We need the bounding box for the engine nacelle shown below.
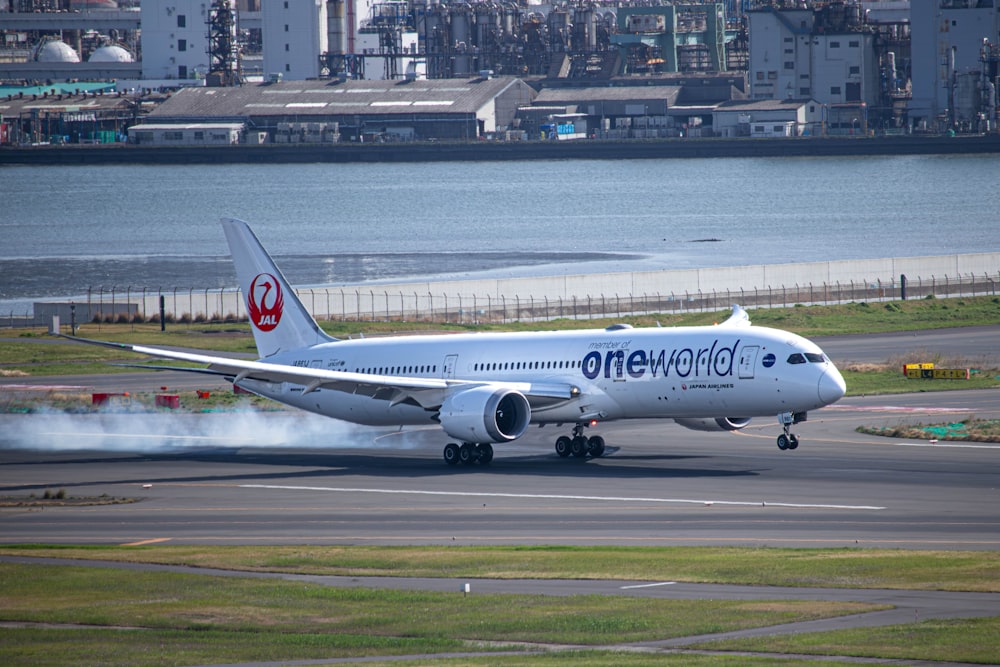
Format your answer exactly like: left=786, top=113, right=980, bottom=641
left=438, top=386, right=531, bottom=443
left=674, top=417, right=752, bottom=432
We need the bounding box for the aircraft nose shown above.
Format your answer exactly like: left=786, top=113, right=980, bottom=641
left=818, top=366, right=847, bottom=405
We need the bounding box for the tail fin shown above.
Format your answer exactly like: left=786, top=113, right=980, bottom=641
left=222, top=218, right=336, bottom=357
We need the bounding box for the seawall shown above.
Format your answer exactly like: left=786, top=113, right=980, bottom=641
left=3, top=134, right=1000, bottom=165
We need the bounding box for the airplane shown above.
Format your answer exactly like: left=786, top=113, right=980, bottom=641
left=74, top=218, right=847, bottom=466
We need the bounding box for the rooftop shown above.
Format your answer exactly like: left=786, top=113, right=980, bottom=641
left=148, top=76, right=529, bottom=120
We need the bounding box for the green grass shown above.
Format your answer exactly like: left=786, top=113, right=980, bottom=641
left=842, top=367, right=1000, bottom=395
left=742, top=297, right=1000, bottom=336
left=694, top=617, right=1000, bottom=664
left=1, top=556, right=997, bottom=666
left=3, top=545, right=999, bottom=592
left=0, top=562, right=884, bottom=666
left=0, top=630, right=873, bottom=667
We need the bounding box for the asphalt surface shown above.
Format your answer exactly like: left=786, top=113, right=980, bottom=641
left=1, top=326, right=999, bottom=664
left=1, top=389, right=998, bottom=549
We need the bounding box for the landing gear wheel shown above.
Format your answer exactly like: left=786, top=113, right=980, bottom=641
left=570, top=435, right=589, bottom=458
left=587, top=435, right=606, bottom=457
left=443, top=443, right=461, bottom=465
left=787, top=434, right=799, bottom=450
left=555, top=436, right=572, bottom=458
left=459, top=443, right=476, bottom=464
left=476, top=443, right=494, bottom=464
left=777, top=434, right=790, bottom=451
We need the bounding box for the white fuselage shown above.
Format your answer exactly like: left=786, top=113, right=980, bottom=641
left=241, top=323, right=845, bottom=428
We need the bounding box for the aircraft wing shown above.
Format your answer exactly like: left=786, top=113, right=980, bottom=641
left=64, top=337, right=577, bottom=410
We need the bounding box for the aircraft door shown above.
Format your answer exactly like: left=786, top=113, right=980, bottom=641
left=611, top=349, right=626, bottom=382
left=738, top=345, right=759, bottom=379
left=443, top=354, right=458, bottom=379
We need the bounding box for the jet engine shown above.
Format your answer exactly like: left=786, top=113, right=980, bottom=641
left=438, top=386, right=531, bottom=443
left=674, top=417, right=752, bottom=432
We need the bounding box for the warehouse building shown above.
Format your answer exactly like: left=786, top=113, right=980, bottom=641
left=712, top=98, right=823, bottom=137
left=520, top=74, right=745, bottom=138
left=134, top=75, right=536, bottom=143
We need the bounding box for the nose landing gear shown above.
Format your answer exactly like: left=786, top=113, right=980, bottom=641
left=776, top=412, right=806, bottom=450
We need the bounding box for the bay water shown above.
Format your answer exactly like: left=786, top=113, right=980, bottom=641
left=2, top=154, right=997, bottom=316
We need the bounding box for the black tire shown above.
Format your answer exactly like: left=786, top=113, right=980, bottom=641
left=588, top=435, right=606, bottom=457
left=459, top=443, right=475, bottom=464
left=443, top=443, right=461, bottom=465
left=477, top=443, right=494, bottom=464
left=777, top=434, right=790, bottom=451
left=555, top=436, right=572, bottom=457
left=571, top=436, right=588, bottom=458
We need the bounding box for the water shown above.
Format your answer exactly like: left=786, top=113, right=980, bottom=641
left=2, top=154, right=998, bottom=315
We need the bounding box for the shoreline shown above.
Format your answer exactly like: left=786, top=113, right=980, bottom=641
left=3, top=134, right=1000, bottom=165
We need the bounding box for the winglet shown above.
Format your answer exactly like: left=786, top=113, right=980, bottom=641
left=222, top=218, right=336, bottom=357
left=720, top=304, right=751, bottom=328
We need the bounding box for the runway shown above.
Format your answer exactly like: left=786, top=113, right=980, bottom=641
left=2, top=326, right=999, bottom=549
left=1, top=388, right=998, bottom=549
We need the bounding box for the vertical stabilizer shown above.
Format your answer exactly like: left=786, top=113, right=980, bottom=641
left=221, top=218, right=336, bottom=357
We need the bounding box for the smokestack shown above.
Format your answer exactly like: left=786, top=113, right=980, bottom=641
left=326, top=0, right=346, bottom=55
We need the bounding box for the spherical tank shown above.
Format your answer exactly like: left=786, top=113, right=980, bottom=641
left=34, top=40, right=81, bottom=63
left=89, top=44, right=134, bottom=63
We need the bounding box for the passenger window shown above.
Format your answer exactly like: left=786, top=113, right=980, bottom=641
left=787, top=354, right=806, bottom=364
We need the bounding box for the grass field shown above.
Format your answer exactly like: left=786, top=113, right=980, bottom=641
left=1, top=546, right=998, bottom=666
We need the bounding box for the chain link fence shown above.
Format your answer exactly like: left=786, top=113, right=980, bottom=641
left=7, top=271, right=996, bottom=329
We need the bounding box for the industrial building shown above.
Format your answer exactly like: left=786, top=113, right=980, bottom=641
left=712, top=97, right=823, bottom=137
left=747, top=4, right=880, bottom=126
left=1, top=1, right=998, bottom=140
left=523, top=73, right=746, bottom=138
left=132, top=74, right=536, bottom=142
left=0, top=82, right=141, bottom=145
left=909, top=0, right=1000, bottom=132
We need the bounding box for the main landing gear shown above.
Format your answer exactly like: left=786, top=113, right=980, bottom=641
left=776, top=412, right=806, bottom=451
left=554, top=422, right=606, bottom=459
left=443, top=442, right=493, bottom=466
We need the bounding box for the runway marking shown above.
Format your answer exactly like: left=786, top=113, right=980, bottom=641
left=884, top=441, right=1000, bottom=450
left=241, top=485, right=885, bottom=511
left=825, top=405, right=973, bottom=414
left=0, top=384, right=91, bottom=391
left=120, top=538, right=172, bottom=546
left=620, top=582, right=677, bottom=589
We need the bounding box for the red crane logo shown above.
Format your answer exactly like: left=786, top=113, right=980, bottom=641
left=248, top=273, right=283, bottom=332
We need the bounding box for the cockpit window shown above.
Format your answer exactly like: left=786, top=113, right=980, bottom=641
left=805, top=353, right=827, bottom=363
left=787, top=353, right=806, bottom=364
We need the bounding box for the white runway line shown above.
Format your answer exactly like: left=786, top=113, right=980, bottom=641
left=887, top=442, right=1000, bottom=450
left=620, top=582, right=677, bottom=589
left=241, top=485, right=886, bottom=510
